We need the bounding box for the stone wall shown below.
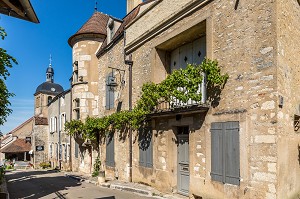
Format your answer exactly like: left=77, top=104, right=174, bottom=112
left=32, top=124, right=48, bottom=168
left=276, top=0, right=300, bottom=198
left=72, top=40, right=102, bottom=120
left=48, top=91, right=71, bottom=170
left=71, top=38, right=103, bottom=174
left=11, top=118, right=33, bottom=139
left=122, top=0, right=289, bottom=198
left=97, top=38, right=131, bottom=181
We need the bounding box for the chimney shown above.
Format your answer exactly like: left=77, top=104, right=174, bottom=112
left=127, top=0, right=143, bottom=14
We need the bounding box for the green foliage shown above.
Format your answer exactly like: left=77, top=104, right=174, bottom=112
left=0, top=166, right=5, bottom=184
left=39, top=162, right=51, bottom=169
left=92, top=157, right=101, bottom=177
left=0, top=27, right=17, bottom=125
left=65, top=59, right=228, bottom=140
left=5, top=164, right=13, bottom=170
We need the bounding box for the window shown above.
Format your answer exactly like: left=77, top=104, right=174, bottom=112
left=54, top=117, right=57, bottom=132
left=74, top=98, right=80, bottom=108
left=75, top=109, right=80, bottom=120
left=74, top=99, right=80, bottom=120
left=62, top=144, right=66, bottom=161
left=56, top=143, right=58, bottom=160
left=139, top=127, right=153, bottom=168
left=211, top=121, right=240, bottom=185
left=50, top=144, right=53, bottom=158
left=49, top=118, right=52, bottom=133
left=75, top=142, right=79, bottom=158
left=60, top=113, right=66, bottom=131
left=48, top=96, right=53, bottom=104
left=106, top=133, right=115, bottom=167
left=67, top=144, right=70, bottom=161
left=35, top=96, right=40, bottom=108
left=170, top=36, right=206, bottom=72
left=108, top=18, right=114, bottom=43
left=73, top=61, right=78, bottom=83
left=106, top=73, right=115, bottom=110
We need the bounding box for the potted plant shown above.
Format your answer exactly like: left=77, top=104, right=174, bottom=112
left=92, top=157, right=105, bottom=184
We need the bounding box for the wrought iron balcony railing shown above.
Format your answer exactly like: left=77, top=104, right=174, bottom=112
left=153, top=81, right=207, bottom=112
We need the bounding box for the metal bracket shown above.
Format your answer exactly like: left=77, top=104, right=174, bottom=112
left=234, top=0, right=240, bottom=10
left=294, top=114, right=300, bottom=132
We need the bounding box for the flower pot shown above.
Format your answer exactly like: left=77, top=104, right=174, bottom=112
left=98, top=171, right=105, bottom=184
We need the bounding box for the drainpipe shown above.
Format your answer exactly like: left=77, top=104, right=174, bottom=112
left=58, top=97, right=61, bottom=170
left=125, top=57, right=133, bottom=182
left=69, top=77, right=73, bottom=170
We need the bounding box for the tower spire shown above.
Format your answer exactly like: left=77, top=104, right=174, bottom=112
left=49, top=54, right=52, bottom=66
left=94, top=0, right=98, bottom=12
left=46, top=54, right=54, bottom=83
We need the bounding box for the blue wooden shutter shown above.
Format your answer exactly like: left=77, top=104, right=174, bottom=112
left=139, top=127, right=153, bottom=168
left=139, top=128, right=146, bottom=167
left=75, top=142, right=79, bottom=158
left=106, top=133, right=115, bottom=167
left=145, top=127, right=153, bottom=167
left=105, top=77, right=110, bottom=110
left=109, top=86, right=114, bottom=109
left=225, top=121, right=240, bottom=185
left=211, top=122, right=224, bottom=183
left=106, top=74, right=115, bottom=110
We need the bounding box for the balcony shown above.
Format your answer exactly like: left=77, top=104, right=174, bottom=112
left=149, top=83, right=209, bottom=118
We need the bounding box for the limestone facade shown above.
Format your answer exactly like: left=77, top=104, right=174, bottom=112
left=89, top=0, right=300, bottom=198
left=48, top=90, right=71, bottom=170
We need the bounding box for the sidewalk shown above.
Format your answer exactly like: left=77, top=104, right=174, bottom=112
left=64, top=171, right=188, bottom=199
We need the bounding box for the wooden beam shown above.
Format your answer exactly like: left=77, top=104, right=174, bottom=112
left=2, top=0, right=25, bottom=17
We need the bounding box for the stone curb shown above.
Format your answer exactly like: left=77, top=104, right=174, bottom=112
left=110, top=184, right=152, bottom=196
left=64, top=173, right=169, bottom=199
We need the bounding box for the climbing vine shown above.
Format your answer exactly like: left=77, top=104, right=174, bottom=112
left=65, top=59, right=228, bottom=140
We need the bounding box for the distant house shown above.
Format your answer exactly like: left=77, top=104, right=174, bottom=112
left=1, top=139, right=31, bottom=161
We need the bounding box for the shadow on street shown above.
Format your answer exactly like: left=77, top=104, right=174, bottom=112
left=6, top=170, right=81, bottom=199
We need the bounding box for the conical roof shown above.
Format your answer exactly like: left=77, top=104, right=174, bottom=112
left=68, top=11, right=109, bottom=46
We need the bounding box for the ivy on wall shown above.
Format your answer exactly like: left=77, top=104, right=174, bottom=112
left=65, top=59, right=229, bottom=140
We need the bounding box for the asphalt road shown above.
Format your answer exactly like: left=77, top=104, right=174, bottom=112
left=6, top=170, right=158, bottom=199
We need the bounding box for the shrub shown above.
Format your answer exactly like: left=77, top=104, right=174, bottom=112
left=39, top=162, right=51, bottom=169
left=92, top=157, right=101, bottom=177
left=5, top=165, right=13, bottom=170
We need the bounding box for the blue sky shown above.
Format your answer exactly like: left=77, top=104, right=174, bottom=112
left=0, top=0, right=126, bottom=134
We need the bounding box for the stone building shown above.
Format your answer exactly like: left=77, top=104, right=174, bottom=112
left=68, top=11, right=124, bottom=174
left=32, top=61, right=64, bottom=167
left=65, top=0, right=300, bottom=199
left=48, top=90, right=71, bottom=170
left=0, top=117, right=33, bottom=162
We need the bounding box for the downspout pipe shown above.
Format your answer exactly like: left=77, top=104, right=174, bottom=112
left=124, top=30, right=134, bottom=182
left=69, top=77, right=73, bottom=170
left=126, top=59, right=133, bottom=182
left=58, top=97, right=61, bottom=170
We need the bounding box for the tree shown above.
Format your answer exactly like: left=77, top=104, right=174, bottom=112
left=0, top=27, right=17, bottom=125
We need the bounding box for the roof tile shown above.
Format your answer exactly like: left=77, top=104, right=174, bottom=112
left=1, top=139, right=31, bottom=153
left=68, top=11, right=109, bottom=46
